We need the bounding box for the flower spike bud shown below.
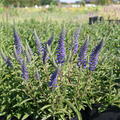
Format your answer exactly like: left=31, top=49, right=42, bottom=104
left=56, top=29, right=66, bottom=64
left=89, top=40, right=103, bottom=71
left=77, top=40, right=88, bottom=68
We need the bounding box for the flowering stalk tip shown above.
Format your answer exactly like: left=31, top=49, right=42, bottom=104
left=77, top=40, right=88, bottom=68
left=89, top=40, right=103, bottom=71
left=56, top=29, right=66, bottom=64
left=34, top=30, right=43, bottom=56
left=13, top=28, right=23, bottom=55
left=21, top=61, right=29, bottom=80
left=73, top=28, right=80, bottom=54
left=49, top=69, right=59, bottom=88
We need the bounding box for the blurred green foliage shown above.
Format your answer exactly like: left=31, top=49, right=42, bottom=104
left=1, top=0, right=57, bottom=7
left=97, top=0, right=113, bottom=5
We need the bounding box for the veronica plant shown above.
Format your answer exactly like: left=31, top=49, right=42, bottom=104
left=1, top=21, right=119, bottom=120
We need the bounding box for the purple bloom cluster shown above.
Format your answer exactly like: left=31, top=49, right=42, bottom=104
left=13, top=28, right=23, bottom=55
left=5, top=57, right=13, bottom=67
left=0, top=50, right=12, bottom=67
left=42, top=33, right=54, bottom=64
left=77, top=40, right=88, bottom=68
left=42, top=46, right=48, bottom=64
left=13, top=46, right=23, bottom=64
left=49, top=69, right=58, bottom=87
left=56, top=29, right=66, bottom=64
left=47, top=33, right=54, bottom=46
left=73, top=28, right=80, bottom=54
left=34, top=30, right=43, bottom=56
left=89, top=40, right=103, bottom=71
left=21, top=61, right=29, bottom=80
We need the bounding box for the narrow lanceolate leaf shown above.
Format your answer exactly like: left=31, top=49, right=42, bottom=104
left=77, top=40, right=88, bottom=68
left=64, top=99, right=82, bottom=120
left=21, top=114, right=29, bottom=120
left=89, top=40, right=103, bottom=71
left=56, top=29, right=66, bottom=64
left=0, top=49, right=7, bottom=62
left=25, top=48, right=31, bottom=63
left=26, top=40, right=34, bottom=57
left=34, top=30, right=43, bottom=56
left=13, top=28, right=23, bottom=55
left=73, top=28, right=80, bottom=54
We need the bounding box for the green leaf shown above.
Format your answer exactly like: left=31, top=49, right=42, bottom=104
left=6, top=114, right=11, bottom=120
left=41, top=105, right=51, bottom=111
left=0, top=112, right=6, bottom=116
left=22, top=114, right=29, bottom=120
left=13, top=98, right=32, bottom=107
left=64, top=99, right=82, bottom=120
left=0, top=105, right=6, bottom=111
left=60, top=114, right=66, bottom=120
left=16, top=113, right=22, bottom=119
left=41, top=114, right=52, bottom=120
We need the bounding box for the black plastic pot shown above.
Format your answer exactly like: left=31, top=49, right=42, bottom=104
left=71, top=105, right=120, bottom=120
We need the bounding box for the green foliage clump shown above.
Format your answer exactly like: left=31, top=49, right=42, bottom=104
left=0, top=20, right=120, bottom=120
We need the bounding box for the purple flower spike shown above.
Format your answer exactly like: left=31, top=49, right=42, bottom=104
left=6, top=57, right=13, bottom=67
left=42, top=33, right=54, bottom=64
left=21, top=61, right=29, bottom=80
left=89, top=40, right=103, bottom=71
left=42, top=47, right=47, bottom=64
left=47, top=33, right=54, bottom=46
left=13, top=28, right=23, bottom=55
left=77, top=40, right=88, bottom=68
left=49, top=69, right=59, bottom=88
left=13, top=46, right=23, bottom=64
left=34, top=30, right=43, bottom=56
left=0, top=50, right=12, bottom=67
left=56, top=29, right=66, bottom=64
left=73, top=28, right=80, bottom=54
